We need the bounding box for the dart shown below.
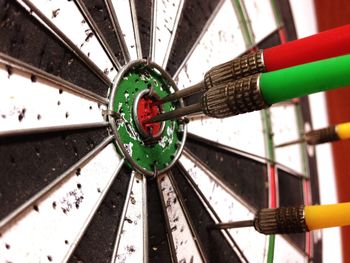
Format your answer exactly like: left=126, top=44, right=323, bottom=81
left=146, top=54, right=350, bottom=123
left=158, top=24, right=350, bottom=104
left=275, top=122, right=350, bottom=148
left=211, top=202, right=350, bottom=235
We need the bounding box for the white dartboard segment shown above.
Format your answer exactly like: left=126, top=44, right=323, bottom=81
left=0, top=143, right=123, bottom=263
left=242, top=0, right=278, bottom=43
left=175, top=0, right=246, bottom=87
left=113, top=172, right=147, bottom=263
left=270, top=104, right=304, bottom=174
left=0, top=63, right=107, bottom=137
left=157, top=173, right=204, bottom=263
left=152, top=0, right=184, bottom=67
left=274, top=235, right=307, bottom=262
left=187, top=112, right=266, bottom=158
left=18, top=0, right=116, bottom=80
left=111, top=0, right=138, bottom=60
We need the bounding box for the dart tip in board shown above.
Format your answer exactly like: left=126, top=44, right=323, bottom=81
left=134, top=89, right=164, bottom=140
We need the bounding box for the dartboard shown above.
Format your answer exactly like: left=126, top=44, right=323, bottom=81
left=0, top=0, right=322, bottom=262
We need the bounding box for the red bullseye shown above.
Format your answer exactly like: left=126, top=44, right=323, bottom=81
left=137, top=95, right=162, bottom=137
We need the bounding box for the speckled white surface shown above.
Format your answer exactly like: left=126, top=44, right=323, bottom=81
left=114, top=173, right=146, bottom=263
left=0, top=64, right=106, bottom=135
left=158, top=173, right=203, bottom=263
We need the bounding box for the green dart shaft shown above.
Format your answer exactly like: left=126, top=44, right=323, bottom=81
left=260, top=54, right=350, bottom=105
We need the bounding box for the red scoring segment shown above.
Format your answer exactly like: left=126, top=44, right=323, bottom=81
left=264, top=24, right=350, bottom=71
left=137, top=95, right=162, bottom=137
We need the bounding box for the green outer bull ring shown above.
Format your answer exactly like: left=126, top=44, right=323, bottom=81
left=108, top=59, right=187, bottom=177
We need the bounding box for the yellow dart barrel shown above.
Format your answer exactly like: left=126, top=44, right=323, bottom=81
left=336, top=122, right=350, bottom=140
left=305, top=202, right=350, bottom=230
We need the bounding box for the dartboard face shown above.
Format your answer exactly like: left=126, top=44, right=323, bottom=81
left=0, top=0, right=322, bottom=262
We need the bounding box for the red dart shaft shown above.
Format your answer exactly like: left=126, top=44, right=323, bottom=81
left=264, top=24, right=350, bottom=71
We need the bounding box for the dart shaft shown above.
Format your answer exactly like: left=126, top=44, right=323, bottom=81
left=336, top=122, right=350, bottom=140
left=305, top=202, right=350, bottom=231
left=260, top=54, right=350, bottom=105
left=264, top=24, right=350, bottom=71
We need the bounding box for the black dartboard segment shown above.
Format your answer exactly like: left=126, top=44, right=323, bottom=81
left=274, top=0, right=297, bottom=41
left=134, top=0, right=152, bottom=59
left=0, top=127, right=109, bottom=221
left=68, top=164, right=132, bottom=263
left=171, top=163, right=244, bottom=263
left=257, top=30, right=282, bottom=50
left=0, top=0, right=108, bottom=97
left=277, top=167, right=306, bottom=254
left=147, top=178, right=172, bottom=263
left=185, top=133, right=269, bottom=210
left=166, top=0, right=221, bottom=75
left=80, top=0, right=126, bottom=64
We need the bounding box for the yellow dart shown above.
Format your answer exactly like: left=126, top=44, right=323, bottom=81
left=211, top=202, right=350, bottom=235
left=275, top=121, right=350, bottom=148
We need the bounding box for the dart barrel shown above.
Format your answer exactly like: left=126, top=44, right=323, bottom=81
left=305, top=125, right=339, bottom=145
left=201, top=74, right=268, bottom=118
left=203, top=50, right=265, bottom=90
left=254, top=206, right=308, bottom=235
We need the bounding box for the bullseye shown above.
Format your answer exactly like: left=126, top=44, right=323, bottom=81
left=133, top=88, right=164, bottom=140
